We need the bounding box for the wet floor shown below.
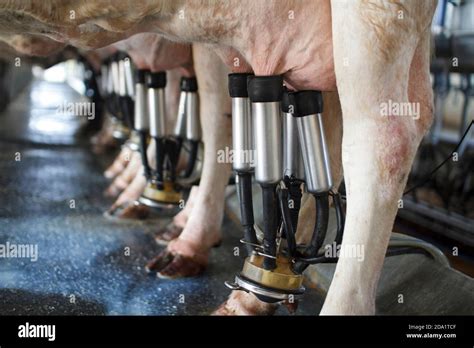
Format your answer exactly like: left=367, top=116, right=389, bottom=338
left=0, top=78, right=323, bottom=315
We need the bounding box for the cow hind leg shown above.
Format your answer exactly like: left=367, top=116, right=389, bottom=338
left=321, top=1, right=435, bottom=315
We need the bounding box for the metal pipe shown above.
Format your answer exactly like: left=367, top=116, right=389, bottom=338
left=100, top=64, right=108, bottom=96
left=281, top=90, right=304, bottom=180
left=173, top=91, right=187, bottom=138
left=134, top=69, right=149, bottom=132
left=248, top=75, right=284, bottom=269
left=185, top=92, right=200, bottom=141
left=123, top=57, right=135, bottom=97
left=134, top=69, right=151, bottom=178
left=253, top=102, right=282, bottom=184
left=110, top=60, right=120, bottom=96
left=148, top=71, right=167, bottom=187
left=229, top=73, right=257, bottom=255
left=118, top=59, right=127, bottom=97
left=148, top=72, right=167, bottom=138
left=294, top=91, right=332, bottom=193
left=232, top=96, right=254, bottom=172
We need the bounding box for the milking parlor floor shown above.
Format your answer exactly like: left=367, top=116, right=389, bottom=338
left=0, top=77, right=324, bottom=315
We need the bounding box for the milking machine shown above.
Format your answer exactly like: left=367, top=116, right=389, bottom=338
left=137, top=73, right=203, bottom=209
left=225, top=74, right=345, bottom=304
left=102, top=53, right=130, bottom=141
left=78, top=55, right=104, bottom=133
left=118, top=54, right=140, bottom=151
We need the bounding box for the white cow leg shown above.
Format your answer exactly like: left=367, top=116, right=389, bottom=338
left=104, top=145, right=133, bottom=179
left=153, top=186, right=199, bottom=245
left=104, top=151, right=142, bottom=197
left=321, top=2, right=435, bottom=314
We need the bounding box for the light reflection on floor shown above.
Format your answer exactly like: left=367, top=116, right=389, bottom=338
left=0, top=79, right=87, bottom=145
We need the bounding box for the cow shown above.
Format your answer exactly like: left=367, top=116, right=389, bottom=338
left=0, top=0, right=437, bottom=315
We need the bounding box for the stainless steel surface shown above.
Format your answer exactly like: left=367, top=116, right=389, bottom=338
left=282, top=112, right=304, bottom=179
left=224, top=281, right=241, bottom=291
left=253, top=102, right=282, bottom=184
left=232, top=97, right=254, bottom=172
left=118, top=60, right=127, bottom=97
left=185, top=92, right=201, bottom=141
left=234, top=275, right=305, bottom=301
left=148, top=88, right=166, bottom=137
left=446, top=0, right=474, bottom=33
left=173, top=91, right=187, bottom=138
left=138, top=196, right=177, bottom=210
left=110, top=61, right=120, bottom=95
left=100, top=65, right=108, bottom=95
left=134, top=83, right=149, bottom=131
left=296, top=113, right=332, bottom=193
left=123, top=58, right=135, bottom=97
left=106, top=64, right=114, bottom=94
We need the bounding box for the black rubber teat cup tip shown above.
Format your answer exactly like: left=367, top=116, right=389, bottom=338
left=228, top=73, right=254, bottom=98
left=148, top=71, right=167, bottom=89
left=180, top=77, right=198, bottom=92
left=247, top=75, right=284, bottom=103
left=117, top=51, right=129, bottom=61
left=136, top=69, right=149, bottom=84
left=293, top=90, right=324, bottom=117
left=281, top=89, right=296, bottom=114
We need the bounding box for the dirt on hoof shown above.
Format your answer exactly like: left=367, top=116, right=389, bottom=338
left=145, top=249, right=207, bottom=279
left=154, top=222, right=183, bottom=246
left=107, top=201, right=150, bottom=220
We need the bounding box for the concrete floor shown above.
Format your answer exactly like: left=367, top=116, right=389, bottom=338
left=0, top=79, right=323, bottom=315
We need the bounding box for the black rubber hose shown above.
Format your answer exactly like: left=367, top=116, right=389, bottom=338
left=332, top=191, right=345, bottom=246
left=288, top=178, right=302, bottom=234
left=237, top=172, right=258, bottom=255
left=154, top=137, right=165, bottom=190
left=183, top=140, right=199, bottom=178
left=108, top=93, right=121, bottom=120
left=293, top=192, right=329, bottom=273
left=296, top=245, right=433, bottom=264
left=113, top=94, right=123, bottom=121
left=119, top=96, right=134, bottom=130
left=165, top=137, right=182, bottom=183
left=278, top=187, right=297, bottom=258
left=309, top=193, right=330, bottom=255
left=261, top=184, right=278, bottom=270
left=138, top=130, right=151, bottom=179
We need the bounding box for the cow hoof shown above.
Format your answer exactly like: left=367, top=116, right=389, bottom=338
left=104, top=183, right=122, bottom=198
left=145, top=239, right=209, bottom=279
left=157, top=253, right=207, bottom=279
left=154, top=222, right=184, bottom=246
left=106, top=201, right=150, bottom=220
left=145, top=249, right=175, bottom=274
